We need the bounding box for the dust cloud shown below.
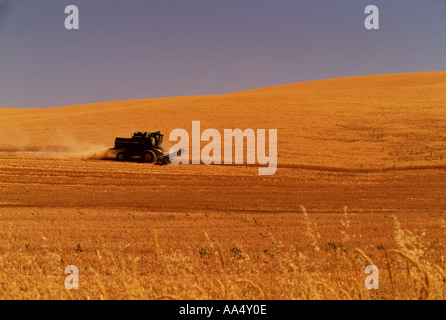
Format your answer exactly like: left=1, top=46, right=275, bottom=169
left=0, top=124, right=109, bottom=160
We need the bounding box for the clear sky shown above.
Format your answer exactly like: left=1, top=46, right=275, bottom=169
left=0, top=0, right=445, bottom=108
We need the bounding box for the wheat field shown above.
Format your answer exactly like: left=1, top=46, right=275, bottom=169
left=0, top=205, right=445, bottom=300
left=0, top=72, right=445, bottom=299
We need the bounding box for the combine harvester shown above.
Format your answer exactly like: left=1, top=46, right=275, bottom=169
left=108, top=130, right=181, bottom=165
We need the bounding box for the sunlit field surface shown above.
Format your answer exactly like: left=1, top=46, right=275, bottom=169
left=0, top=72, right=445, bottom=299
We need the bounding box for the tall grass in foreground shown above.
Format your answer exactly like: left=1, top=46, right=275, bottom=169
left=0, top=207, right=445, bottom=300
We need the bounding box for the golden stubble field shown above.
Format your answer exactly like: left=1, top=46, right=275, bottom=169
left=0, top=72, right=445, bottom=299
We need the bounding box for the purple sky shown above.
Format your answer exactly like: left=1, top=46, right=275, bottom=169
left=0, top=0, right=445, bottom=108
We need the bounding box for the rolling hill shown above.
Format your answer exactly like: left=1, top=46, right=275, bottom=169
left=1, top=71, right=445, bottom=170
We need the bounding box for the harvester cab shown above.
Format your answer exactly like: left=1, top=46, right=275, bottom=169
left=132, top=130, right=163, bottom=147
left=148, top=130, right=163, bottom=147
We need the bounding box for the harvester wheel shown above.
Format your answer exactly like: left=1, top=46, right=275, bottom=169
left=116, top=152, right=126, bottom=161
left=143, top=150, right=157, bottom=163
